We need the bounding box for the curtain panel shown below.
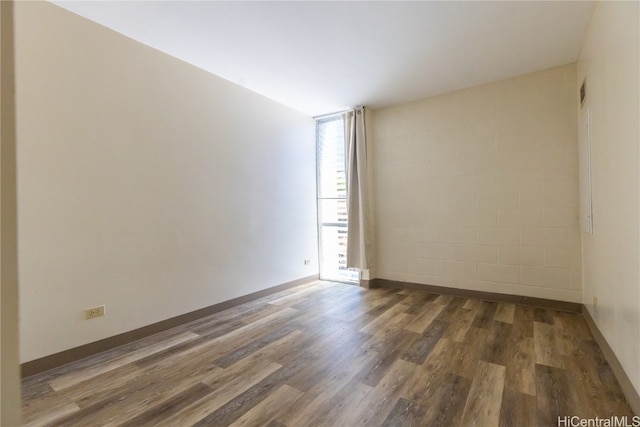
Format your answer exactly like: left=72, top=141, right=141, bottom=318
left=344, top=107, right=373, bottom=273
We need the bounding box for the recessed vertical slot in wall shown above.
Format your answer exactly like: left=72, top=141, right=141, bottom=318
left=578, top=79, right=593, bottom=234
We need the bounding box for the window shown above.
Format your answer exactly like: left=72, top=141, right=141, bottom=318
left=316, top=116, right=358, bottom=283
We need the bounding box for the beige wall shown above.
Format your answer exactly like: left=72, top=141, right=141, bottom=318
left=372, top=64, right=581, bottom=302
left=15, top=2, right=318, bottom=363
left=1, top=1, right=21, bottom=424
left=578, top=1, right=640, bottom=395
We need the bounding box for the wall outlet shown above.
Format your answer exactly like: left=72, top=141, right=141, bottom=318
left=85, top=305, right=105, bottom=319
left=593, top=296, right=598, bottom=308
left=303, top=259, right=311, bottom=265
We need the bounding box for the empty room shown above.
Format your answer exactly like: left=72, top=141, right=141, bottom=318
left=1, top=0, right=639, bottom=426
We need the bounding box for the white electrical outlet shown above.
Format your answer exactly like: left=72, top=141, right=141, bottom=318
left=85, top=305, right=105, bottom=319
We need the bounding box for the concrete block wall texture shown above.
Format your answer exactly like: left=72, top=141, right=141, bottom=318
left=372, top=64, right=581, bottom=303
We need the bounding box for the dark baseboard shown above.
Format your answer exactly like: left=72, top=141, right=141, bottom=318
left=370, top=278, right=582, bottom=313
left=21, top=274, right=319, bottom=378
left=582, top=306, right=640, bottom=416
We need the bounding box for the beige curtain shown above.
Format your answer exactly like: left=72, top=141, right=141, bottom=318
left=344, top=107, right=372, bottom=272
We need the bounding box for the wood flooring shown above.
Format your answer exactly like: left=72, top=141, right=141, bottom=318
left=22, top=281, right=634, bottom=426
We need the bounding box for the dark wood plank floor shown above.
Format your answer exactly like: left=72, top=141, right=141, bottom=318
left=22, top=281, right=634, bottom=426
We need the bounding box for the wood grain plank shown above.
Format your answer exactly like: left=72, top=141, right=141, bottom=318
left=365, top=293, right=408, bottom=318
left=229, top=385, right=302, bottom=427
left=266, top=282, right=325, bottom=306
left=22, top=363, right=140, bottom=422
left=68, top=363, right=161, bottom=409
left=436, top=297, right=466, bottom=323
left=401, top=319, right=448, bottom=365
left=319, top=290, right=385, bottom=323
left=494, top=303, right=515, bottom=324
left=381, top=398, right=425, bottom=427
left=118, top=382, right=213, bottom=427
left=499, top=388, right=536, bottom=427
left=447, top=327, right=490, bottom=379
left=462, top=298, right=483, bottom=311
left=441, top=308, right=477, bottom=342
left=434, top=295, right=453, bottom=306
left=51, top=361, right=223, bottom=426
left=192, top=364, right=304, bottom=426
left=134, top=321, right=245, bottom=368
left=190, top=308, right=273, bottom=335
left=536, top=364, right=573, bottom=427
left=22, top=402, right=80, bottom=427
left=406, top=372, right=471, bottom=427
left=554, top=312, right=592, bottom=340
left=356, top=329, right=420, bottom=387
left=479, top=321, right=512, bottom=366
left=459, top=360, right=506, bottom=427
left=402, top=350, right=448, bottom=403
left=322, top=382, right=375, bottom=427
left=472, top=301, right=499, bottom=329
left=361, top=310, right=416, bottom=354
left=349, top=359, right=416, bottom=426
left=213, top=326, right=298, bottom=368
left=146, top=307, right=300, bottom=372
left=284, top=328, right=371, bottom=392
left=533, top=307, right=554, bottom=325
left=512, top=305, right=534, bottom=338
left=198, top=317, right=368, bottom=425
left=553, top=311, right=594, bottom=358
left=564, top=340, right=634, bottom=418
left=402, top=292, right=439, bottom=315
left=322, top=290, right=379, bottom=321
left=271, top=321, right=368, bottom=369
left=422, top=338, right=461, bottom=376
left=156, top=359, right=281, bottom=427
left=278, top=349, right=376, bottom=426
left=48, top=331, right=199, bottom=391
left=360, top=300, right=412, bottom=335
left=229, top=330, right=306, bottom=369
left=23, top=324, right=194, bottom=384
left=562, top=352, right=604, bottom=420
left=505, top=336, right=536, bottom=396
left=404, top=302, right=445, bottom=334
left=534, top=321, right=563, bottom=368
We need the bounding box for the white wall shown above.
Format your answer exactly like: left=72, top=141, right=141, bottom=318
left=15, top=2, right=318, bottom=363
left=578, top=1, right=640, bottom=395
left=372, top=64, right=581, bottom=303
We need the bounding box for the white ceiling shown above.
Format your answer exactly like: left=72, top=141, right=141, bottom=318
left=51, top=1, right=594, bottom=117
